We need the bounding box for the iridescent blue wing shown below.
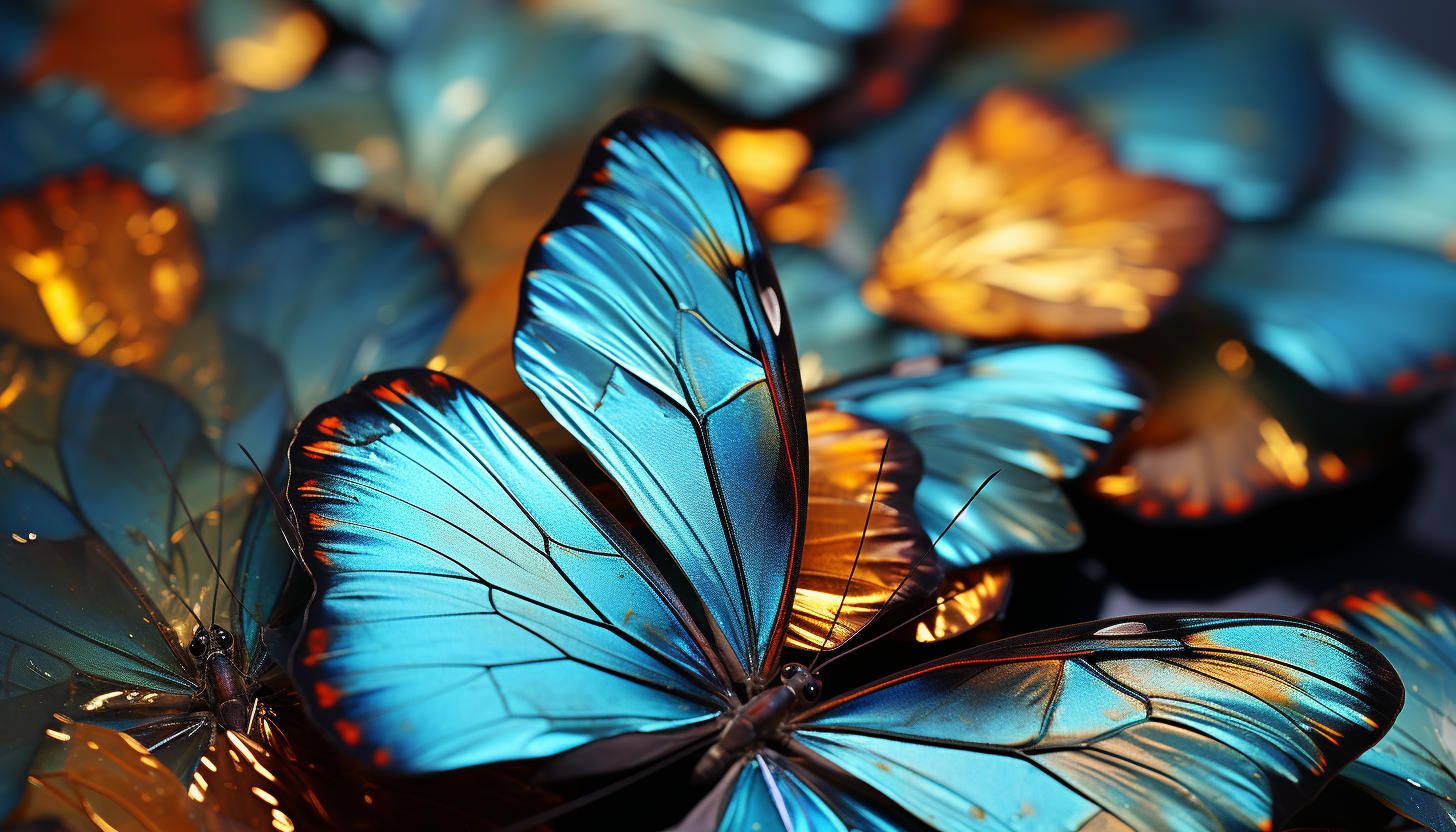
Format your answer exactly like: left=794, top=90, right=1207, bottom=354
left=815, top=345, right=1145, bottom=568
left=676, top=750, right=919, bottom=832
left=1306, top=26, right=1456, bottom=253
left=234, top=481, right=296, bottom=679
left=515, top=109, right=809, bottom=687
left=788, top=614, right=1403, bottom=832
left=386, top=0, right=646, bottom=230
left=1064, top=18, right=1331, bottom=221
left=286, top=368, right=734, bottom=773
left=1199, top=232, right=1456, bottom=398
left=207, top=203, right=463, bottom=414
left=544, top=0, right=897, bottom=117
left=0, top=464, right=85, bottom=542
left=1309, top=587, right=1456, bottom=831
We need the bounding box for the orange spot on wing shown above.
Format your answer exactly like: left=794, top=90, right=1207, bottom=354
left=1413, top=590, right=1435, bottom=608
left=334, top=719, right=361, bottom=746
left=302, top=440, right=342, bottom=459
left=1388, top=369, right=1420, bottom=394
left=591, top=168, right=611, bottom=184
left=307, top=628, right=328, bottom=653
left=313, top=681, right=340, bottom=708
left=317, top=416, right=343, bottom=436
left=308, top=512, right=335, bottom=530
left=389, top=377, right=415, bottom=398
left=429, top=373, right=451, bottom=389
left=372, top=385, right=403, bottom=403
left=1308, top=609, right=1342, bottom=628
left=538, top=232, right=552, bottom=245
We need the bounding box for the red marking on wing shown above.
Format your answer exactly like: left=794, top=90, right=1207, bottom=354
left=1308, top=609, right=1343, bottom=628
left=317, top=416, right=343, bottom=436
left=334, top=719, right=361, bottom=746
left=1412, top=590, right=1436, bottom=609
left=373, top=385, right=403, bottom=404
left=308, top=512, right=335, bottom=531
left=312, top=550, right=334, bottom=567
left=429, top=373, right=451, bottom=389
left=538, top=232, right=552, bottom=245
left=302, top=440, right=343, bottom=460
left=389, top=377, right=415, bottom=398
left=591, top=168, right=611, bottom=184
left=314, top=681, right=340, bottom=708
left=1388, top=369, right=1420, bottom=394
left=372, top=748, right=391, bottom=767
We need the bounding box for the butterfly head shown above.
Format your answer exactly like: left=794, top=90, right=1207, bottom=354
left=778, top=662, right=821, bottom=703
left=188, top=625, right=235, bottom=660
left=189, top=625, right=253, bottom=733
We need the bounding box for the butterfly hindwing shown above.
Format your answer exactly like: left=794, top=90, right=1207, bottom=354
left=515, top=109, right=809, bottom=687
left=787, top=614, right=1403, bottom=832
left=287, top=368, right=735, bottom=773
left=1309, top=587, right=1456, bottom=832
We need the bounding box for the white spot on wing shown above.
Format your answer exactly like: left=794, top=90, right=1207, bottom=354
left=759, top=286, right=782, bottom=336
left=1094, top=621, right=1149, bottom=636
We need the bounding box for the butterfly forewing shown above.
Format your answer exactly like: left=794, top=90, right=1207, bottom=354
left=515, top=109, right=809, bottom=688
left=286, top=369, right=734, bottom=773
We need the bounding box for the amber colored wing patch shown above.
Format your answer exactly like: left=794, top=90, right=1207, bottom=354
left=862, top=86, right=1219, bottom=340
left=911, top=562, right=1012, bottom=643
left=0, top=171, right=202, bottom=370
left=789, top=408, right=939, bottom=651
left=23, top=0, right=215, bottom=132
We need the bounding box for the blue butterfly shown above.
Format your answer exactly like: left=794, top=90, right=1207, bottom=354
left=285, top=109, right=1402, bottom=831
left=1308, top=587, right=1456, bottom=832
left=0, top=351, right=298, bottom=795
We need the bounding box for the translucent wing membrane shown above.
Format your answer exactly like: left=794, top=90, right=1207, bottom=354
left=861, top=87, right=1219, bottom=340
left=208, top=203, right=462, bottom=414
left=687, top=749, right=919, bottom=832
left=818, top=345, right=1145, bottom=567
left=789, top=613, right=1403, bottom=832
left=515, top=109, right=809, bottom=686
left=1309, top=587, right=1456, bottom=831
left=287, top=369, right=733, bottom=773
left=791, top=409, right=938, bottom=651
left=1199, top=233, right=1456, bottom=399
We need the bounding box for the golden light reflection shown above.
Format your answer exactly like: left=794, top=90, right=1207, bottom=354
left=788, top=409, right=938, bottom=651
left=762, top=169, right=844, bottom=247
left=1215, top=340, right=1252, bottom=379
left=11, top=720, right=210, bottom=831
left=715, top=127, right=812, bottom=199
left=23, top=0, right=216, bottom=132
left=914, top=563, right=1012, bottom=642
left=216, top=9, right=327, bottom=92
left=1091, top=376, right=1332, bottom=521
left=862, top=86, right=1220, bottom=340
left=0, top=172, right=202, bottom=369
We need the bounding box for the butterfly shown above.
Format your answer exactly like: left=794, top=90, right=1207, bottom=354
left=858, top=86, right=1219, bottom=341
left=286, top=109, right=1403, bottom=831
left=0, top=349, right=301, bottom=785
left=1307, top=587, right=1456, bottom=832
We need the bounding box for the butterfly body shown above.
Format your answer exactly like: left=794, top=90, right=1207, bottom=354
left=693, top=663, right=820, bottom=785
left=189, top=625, right=254, bottom=734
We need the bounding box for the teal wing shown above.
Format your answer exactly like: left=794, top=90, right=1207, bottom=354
left=788, top=613, right=1403, bottom=832
left=1309, top=586, right=1456, bottom=831
left=515, top=109, right=809, bottom=686
left=816, top=345, right=1145, bottom=568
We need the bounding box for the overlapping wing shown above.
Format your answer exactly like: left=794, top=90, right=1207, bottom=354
left=1199, top=232, right=1456, bottom=399
left=286, top=369, right=734, bottom=773
left=515, top=109, right=809, bottom=686
left=1308, top=586, right=1456, bottom=831
left=208, top=203, right=462, bottom=414
left=788, top=613, right=1403, bottom=832
left=817, top=345, right=1145, bottom=567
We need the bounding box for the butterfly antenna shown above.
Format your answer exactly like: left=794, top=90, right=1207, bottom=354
left=807, top=438, right=890, bottom=673
left=239, top=444, right=304, bottom=563
left=136, top=422, right=248, bottom=619
left=495, top=735, right=718, bottom=832
left=815, top=469, right=1000, bottom=672
left=211, top=453, right=223, bottom=627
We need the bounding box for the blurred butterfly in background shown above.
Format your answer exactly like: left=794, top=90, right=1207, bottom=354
left=1307, top=586, right=1456, bottom=832
left=285, top=109, right=1403, bottom=832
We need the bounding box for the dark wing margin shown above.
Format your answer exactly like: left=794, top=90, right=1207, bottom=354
left=286, top=369, right=735, bottom=773
left=1309, top=586, right=1456, bottom=832
left=514, top=108, right=809, bottom=687
left=788, top=613, right=1403, bottom=832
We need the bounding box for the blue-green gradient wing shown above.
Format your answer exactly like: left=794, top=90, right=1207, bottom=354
left=515, top=109, right=809, bottom=687
left=286, top=369, right=735, bottom=773
left=787, top=613, right=1403, bottom=832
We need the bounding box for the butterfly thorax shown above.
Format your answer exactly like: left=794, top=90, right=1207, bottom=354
left=189, top=625, right=254, bottom=733
left=692, top=664, right=821, bottom=785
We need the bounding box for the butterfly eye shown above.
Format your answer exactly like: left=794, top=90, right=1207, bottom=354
left=188, top=632, right=208, bottom=658
left=802, top=678, right=822, bottom=702
left=211, top=626, right=234, bottom=651
left=780, top=662, right=807, bottom=685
